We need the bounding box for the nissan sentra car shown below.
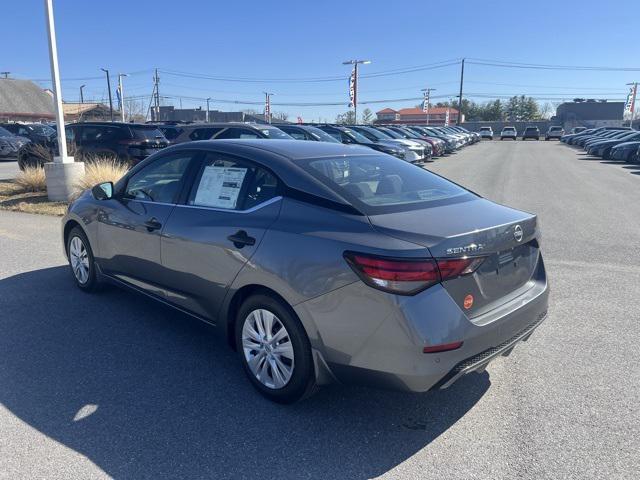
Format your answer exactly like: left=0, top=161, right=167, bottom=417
left=62, top=140, right=549, bottom=403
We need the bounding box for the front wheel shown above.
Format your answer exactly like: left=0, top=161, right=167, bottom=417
left=66, top=226, right=99, bottom=291
left=236, top=294, right=317, bottom=403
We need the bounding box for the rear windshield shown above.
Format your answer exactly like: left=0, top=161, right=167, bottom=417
left=0, top=127, right=12, bottom=137
left=298, top=154, right=472, bottom=214
left=503, top=127, right=515, bottom=131
left=480, top=127, right=492, bottom=131
left=131, top=126, right=166, bottom=140
left=550, top=127, right=562, bottom=131
left=304, top=126, right=341, bottom=143
left=525, top=127, right=538, bottom=131
left=258, top=126, right=291, bottom=139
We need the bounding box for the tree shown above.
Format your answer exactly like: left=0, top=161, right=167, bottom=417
left=361, top=108, right=373, bottom=124
left=124, top=99, right=146, bottom=122
left=335, top=110, right=356, bottom=124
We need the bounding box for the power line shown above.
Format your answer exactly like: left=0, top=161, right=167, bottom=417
left=466, top=58, right=640, bottom=72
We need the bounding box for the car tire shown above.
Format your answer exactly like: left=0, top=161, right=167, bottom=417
left=236, top=294, right=317, bottom=404
left=66, top=226, right=100, bottom=292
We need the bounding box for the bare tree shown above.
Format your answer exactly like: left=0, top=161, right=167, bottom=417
left=124, top=99, right=146, bottom=122
left=361, top=108, right=373, bottom=124
left=272, top=111, right=289, bottom=122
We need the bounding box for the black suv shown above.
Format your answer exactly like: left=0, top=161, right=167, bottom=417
left=161, top=123, right=292, bottom=144
left=66, top=122, right=168, bottom=165
left=522, top=126, right=540, bottom=140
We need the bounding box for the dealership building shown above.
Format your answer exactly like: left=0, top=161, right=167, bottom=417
left=375, top=107, right=462, bottom=126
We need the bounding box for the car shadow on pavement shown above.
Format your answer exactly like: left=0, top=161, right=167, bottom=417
left=0, top=266, right=490, bottom=479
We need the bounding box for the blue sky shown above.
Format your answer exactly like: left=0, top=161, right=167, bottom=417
left=4, top=0, right=638, bottom=121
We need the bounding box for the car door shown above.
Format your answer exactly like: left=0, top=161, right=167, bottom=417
left=96, top=150, right=198, bottom=292
left=160, top=150, right=282, bottom=322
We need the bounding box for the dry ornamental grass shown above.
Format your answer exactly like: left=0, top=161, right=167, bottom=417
left=74, top=156, right=129, bottom=192
left=15, top=166, right=47, bottom=192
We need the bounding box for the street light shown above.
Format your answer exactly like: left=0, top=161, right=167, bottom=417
left=342, top=59, right=371, bottom=122
left=100, top=68, right=114, bottom=122
left=118, top=73, right=128, bottom=122
left=79, top=84, right=85, bottom=103
left=206, top=97, right=211, bottom=122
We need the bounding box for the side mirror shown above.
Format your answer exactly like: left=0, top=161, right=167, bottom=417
left=92, top=182, right=114, bottom=200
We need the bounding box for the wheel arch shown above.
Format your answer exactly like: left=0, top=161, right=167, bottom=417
left=63, top=219, right=83, bottom=255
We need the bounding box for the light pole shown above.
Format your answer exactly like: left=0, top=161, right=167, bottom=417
left=263, top=92, right=274, bottom=124
left=43, top=0, right=84, bottom=202
left=79, top=84, right=85, bottom=103
left=101, top=68, right=114, bottom=122
left=457, top=58, right=465, bottom=125
left=118, top=73, right=128, bottom=122
left=206, top=97, right=211, bottom=122
left=342, top=59, right=370, bottom=123
left=625, top=82, right=637, bottom=128
left=421, top=88, right=436, bottom=125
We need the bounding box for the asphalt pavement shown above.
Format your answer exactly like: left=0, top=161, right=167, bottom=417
left=0, top=158, right=19, bottom=180
left=0, top=141, right=638, bottom=479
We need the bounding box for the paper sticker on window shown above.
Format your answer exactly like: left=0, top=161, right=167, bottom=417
left=194, top=166, right=248, bottom=209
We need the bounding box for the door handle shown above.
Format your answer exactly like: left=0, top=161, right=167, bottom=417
left=144, top=217, right=162, bottom=232
left=227, top=230, right=256, bottom=248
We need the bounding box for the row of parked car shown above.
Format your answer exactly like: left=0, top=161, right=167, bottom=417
left=560, top=126, right=640, bottom=163
left=478, top=125, right=581, bottom=141
left=0, top=122, right=58, bottom=160
left=9, top=120, right=480, bottom=170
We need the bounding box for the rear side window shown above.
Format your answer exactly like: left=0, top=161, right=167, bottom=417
left=131, top=127, right=165, bottom=141
left=298, top=154, right=472, bottom=214
left=189, top=127, right=224, bottom=141
left=81, top=126, right=122, bottom=142
left=214, top=127, right=261, bottom=139
left=188, top=152, right=279, bottom=210
left=160, top=127, right=183, bottom=140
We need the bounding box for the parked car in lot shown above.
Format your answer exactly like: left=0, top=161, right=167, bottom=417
left=573, top=127, right=632, bottom=147
left=0, top=126, right=30, bottom=159
left=500, top=126, right=517, bottom=140
left=0, top=122, right=56, bottom=150
left=570, top=127, right=586, bottom=134
left=582, top=129, right=632, bottom=149
left=405, top=126, right=447, bottom=156
left=347, top=125, right=427, bottom=163
left=273, top=124, right=340, bottom=143
left=545, top=126, right=564, bottom=140
left=156, top=122, right=292, bottom=145
left=377, top=125, right=434, bottom=160
left=316, top=125, right=405, bottom=159
left=522, top=126, right=540, bottom=140
left=609, top=141, right=640, bottom=162
left=66, top=122, right=169, bottom=165
left=63, top=139, right=549, bottom=403
left=586, top=131, right=640, bottom=159
left=479, top=127, right=493, bottom=140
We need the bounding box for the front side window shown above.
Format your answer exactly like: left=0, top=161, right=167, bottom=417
left=188, top=152, right=279, bottom=210
left=124, top=153, right=193, bottom=203
left=189, top=127, right=223, bottom=140
left=214, top=128, right=261, bottom=140
left=299, top=154, right=472, bottom=214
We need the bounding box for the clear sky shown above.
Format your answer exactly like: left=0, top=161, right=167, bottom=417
left=3, top=0, right=638, bottom=121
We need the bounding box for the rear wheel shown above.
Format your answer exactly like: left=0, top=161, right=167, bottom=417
left=236, top=294, right=316, bottom=403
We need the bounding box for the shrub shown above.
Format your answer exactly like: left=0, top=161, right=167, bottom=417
left=15, top=166, right=47, bottom=192
left=17, top=143, right=53, bottom=170
left=75, top=157, right=129, bottom=192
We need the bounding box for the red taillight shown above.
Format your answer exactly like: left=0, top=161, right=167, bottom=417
left=345, top=252, right=485, bottom=295
left=437, top=257, right=485, bottom=281
left=423, top=341, right=463, bottom=353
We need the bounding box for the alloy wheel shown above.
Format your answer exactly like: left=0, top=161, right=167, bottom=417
left=241, top=309, right=295, bottom=389
left=69, top=236, right=90, bottom=285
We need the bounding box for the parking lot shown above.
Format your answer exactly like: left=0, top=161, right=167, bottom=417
left=1, top=140, right=638, bottom=479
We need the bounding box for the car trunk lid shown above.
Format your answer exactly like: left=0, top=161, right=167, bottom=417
left=368, top=197, right=540, bottom=317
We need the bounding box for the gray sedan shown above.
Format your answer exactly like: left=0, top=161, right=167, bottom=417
left=62, top=140, right=548, bottom=403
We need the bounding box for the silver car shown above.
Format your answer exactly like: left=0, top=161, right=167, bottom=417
left=62, top=140, right=549, bottom=403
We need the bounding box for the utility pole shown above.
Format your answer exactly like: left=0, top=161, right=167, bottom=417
left=457, top=58, right=465, bottom=125
left=421, top=87, right=436, bottom=125
left=263, top=92, right=273, bottom=124
left=153, top=68, right=160, bottom=122
left=343, top=59, right=371, bottom=123
left=206, top=97, right=211, bottom=122
left=79, top=84, right=85, bottom=103
left=101, top=68, right=114, bottom=121
left=118, top=73, right=128, bottom=122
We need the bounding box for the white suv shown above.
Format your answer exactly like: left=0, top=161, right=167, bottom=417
left=501, top=126, right=517, bottom=140
left=479, top=127, right=493, bottom=140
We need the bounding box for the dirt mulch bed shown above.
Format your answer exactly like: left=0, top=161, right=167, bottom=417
left=0, top=180, right=67, bottom=216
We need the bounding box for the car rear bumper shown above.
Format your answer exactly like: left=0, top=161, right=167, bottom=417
left=295, top=255, right=549, bottom=392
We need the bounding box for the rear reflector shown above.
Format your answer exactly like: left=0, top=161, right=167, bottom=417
left=344, top=251, right=485, bottom=296
left=423, top=341, right=463, bottom=353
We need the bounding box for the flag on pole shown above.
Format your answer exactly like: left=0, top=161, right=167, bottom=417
left=348, top=68, right=356, bottom=108
left=264, top=95, right=271, bottom=123
left=297, top=116, right=303, bottom=124
left=115, top=86, right=122, bottom=112
left=624, top=83, right=637, bottom=119
left=422, top=91, right=429, bottom=113
left=444, top=108, right=450, bottom=126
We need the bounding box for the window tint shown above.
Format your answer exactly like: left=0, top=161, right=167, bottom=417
left=285, top=129, right=308, bottom=140
left=81, top=126, right=121, bottom=142
left=131, top=126, right=165, bottom=140
left=214, top=127, right=261, bottom=139
left=298, top=154, right=471, bottom=214
left=188, top=127, right=223, bottom=140
left=160, top=127, right=183, bottom=140
left=188, top=152, right=278, bottom=210
left=124, top=153, right=193, bottom=203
